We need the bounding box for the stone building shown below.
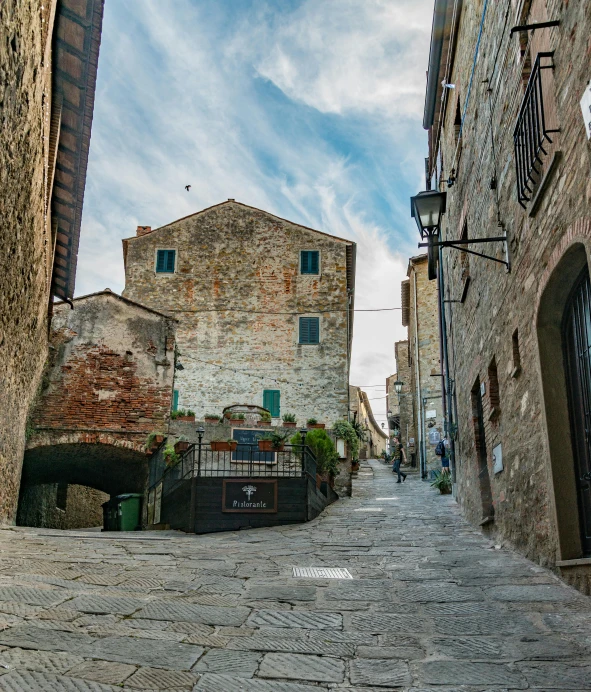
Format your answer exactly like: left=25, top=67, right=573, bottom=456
left=401, top=256, right=444, bottom=477
left=393, top=340, right=417, bottom=467
left=349, top=386, right=388, bottom=459
left=122, top=201, right=356, bottom=427
left=0, top=0, right=104, bottom=523
left=20, top=290, right=176, bottom=528
left=423, top=0, right=591, bottom=592
left=386, top=373, right=400, bottom=438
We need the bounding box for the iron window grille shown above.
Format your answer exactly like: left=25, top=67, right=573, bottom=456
left=156, top=249, right=176, bottom=273
left=513, top=51, right=559, bottom=208
left=299, top=317, right=320, bottom=344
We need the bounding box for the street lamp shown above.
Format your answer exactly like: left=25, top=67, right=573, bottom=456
left=410, top=190, right=447, bottom=280
left=393, top=379, right=404, bottom=402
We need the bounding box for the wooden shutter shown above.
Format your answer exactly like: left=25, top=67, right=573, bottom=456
left=263, top=390, right=280, bottom=417
left=310, top=251, right=319, bottom=274
left=301, top=251, right=319, bottom=274
left=166, top=250, right=175, bottom=272
left=309, top=317, right=319, bottom=343
left=156, top=250, right=166, bottom=272
left=299, top=317, right=309, bottom=343
left=301, top=251, right=310, bottom=273
left=299, top=317, right=319, bottom=344
left=156, top=250, right=175, bottom=273
left=172, top=389, right=179, bottom=411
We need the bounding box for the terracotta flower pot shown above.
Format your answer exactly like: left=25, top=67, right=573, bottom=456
left=177, top=415, right=195, bottom=422
left=174, top=441, right=190, bottom=454
left=210, top=441, right=237, bottom=452
left=204, top=417, right=219, bottom=424
left=229, top=418, right=244, bottom=426
left=283, top=421, right=296, bottom=428
left=258, top=440, right=284, bottom=452
left=154, top=435, right=165, bottom=444
left=307, top=423, right=325, bottom=429
left=257, top=421, right=272, bottom=427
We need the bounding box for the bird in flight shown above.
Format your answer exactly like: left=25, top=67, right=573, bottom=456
left=185, top=185, right=191, bottom=191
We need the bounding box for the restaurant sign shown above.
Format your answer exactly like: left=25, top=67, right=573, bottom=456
left=222, top=479, right=277, bottom=513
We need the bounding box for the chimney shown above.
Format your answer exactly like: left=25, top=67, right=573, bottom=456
left=136, top=225, right=152, bottom=237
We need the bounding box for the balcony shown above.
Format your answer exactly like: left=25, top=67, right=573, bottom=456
left=513, top=52, right=560, bottom=208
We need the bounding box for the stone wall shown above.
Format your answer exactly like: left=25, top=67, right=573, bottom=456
left=394, top=340, right=416, bottom=465
left=17, top=483, right=108, bottom=530
left=0, top=1, right=56, bottom=524
left=405, top=258, right=444, bottom=477
left=122, top=201, right=355, bottom=427
left=427, top=0, right=591, bottom=589
left=349, top=386, right=388, bottom=458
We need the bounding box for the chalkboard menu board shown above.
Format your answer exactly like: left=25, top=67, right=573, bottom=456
left=231, top=428, right=274, bottom=463
left=222, top=479, right=277, bottom=513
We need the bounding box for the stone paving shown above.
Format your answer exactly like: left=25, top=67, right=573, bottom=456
left=0, top=460, right=590, bottom=690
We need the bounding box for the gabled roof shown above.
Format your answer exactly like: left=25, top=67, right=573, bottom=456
left=54, top=289, right=177, bottom=321
left=122, top=199, right=355, bottom=245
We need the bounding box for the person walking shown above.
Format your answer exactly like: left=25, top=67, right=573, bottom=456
left=435, top=436, right=450, bottom=474
left=391, top=437, right=407, bottom=483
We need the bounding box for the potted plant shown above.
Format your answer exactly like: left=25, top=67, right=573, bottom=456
left=258, top=431, right=288, bottom=452
left=282, top=413, right=297, bottom=428
left=145, top=431, right=165, bottom=452
left=164, top=443, right=180, bottom=467
left=229, top=412, right=245, bottom=425
left=178, top=409, right=196, bottom=422
left=431, top=470, right=452, bottom=495
left=307, top=418, right=325, bottom=429
left=210, top=438, right=238, bottom=452
left=258, top=411, right=272, bottom=426
left=204, top=413, right=220, bottom=424
left=174, top=436, right=190, bottom=455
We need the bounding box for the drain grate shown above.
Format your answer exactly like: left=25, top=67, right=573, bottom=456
left=293, top=567, right=353, bottom=579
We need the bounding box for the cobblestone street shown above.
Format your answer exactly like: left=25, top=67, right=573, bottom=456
left=0, top=460, right=590, bottom=690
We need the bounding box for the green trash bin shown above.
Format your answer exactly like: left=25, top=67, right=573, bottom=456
left=115, top=493, right=142, bottom=531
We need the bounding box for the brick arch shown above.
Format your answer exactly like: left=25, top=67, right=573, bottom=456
left=22, top=430, right=148, bottom=496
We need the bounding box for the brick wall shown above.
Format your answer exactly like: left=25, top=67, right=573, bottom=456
left=0, top=1, right=56, bottom=523
left=122, top=201, right=355, bottom=428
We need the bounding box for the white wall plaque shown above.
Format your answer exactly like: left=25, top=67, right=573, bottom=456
left=492, top=443, right=503, bottom=474
left=426, top=409, right=437, bottom=419
left=428, top=430, right=441, bottom=445
left=336, top=438, right=345, bottom=458
left=580, top=80, right=591, bottom=140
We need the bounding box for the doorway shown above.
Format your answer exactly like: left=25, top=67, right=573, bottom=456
left=563, top=267, right=591, bottom=555
left=472, top=378, right=494, bottom=523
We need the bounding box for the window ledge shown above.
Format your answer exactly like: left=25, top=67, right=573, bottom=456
left=529, top=150, right=562, bottom=218
left=556, top=557, right=591, bottom=568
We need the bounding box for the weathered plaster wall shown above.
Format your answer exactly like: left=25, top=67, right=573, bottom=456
left=406, top=258, right=443, bottom=476
left=395, top=340, right=416, bottom=464
left=122, top=202, right=354, bottom=427
left=0, top=1, right=57, bottom=523
left=349, top=386, right=388, bottom=458
left=432, top=0, right=591, bottom=588
left=17, top=483, right=108, bottom=529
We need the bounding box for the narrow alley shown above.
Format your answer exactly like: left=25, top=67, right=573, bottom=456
left=0, top=461, right=589, bottom=690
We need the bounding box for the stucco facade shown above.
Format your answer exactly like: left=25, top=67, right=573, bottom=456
left=122, top=201, right=356, bottom=428
left=402, top=257, right=444, bottom=477
left=424, top=0, right=591, bottom=592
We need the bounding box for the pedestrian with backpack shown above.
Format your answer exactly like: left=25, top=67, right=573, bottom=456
left=435, top=436, right=450, bottom=473
left=391, top=437, right=407, bottom=483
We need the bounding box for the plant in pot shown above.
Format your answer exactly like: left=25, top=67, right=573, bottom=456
left=258, top=431, right=288, bottom=452
left=229, top=412, right=245, bottom=425
left=174, top=436, right=190, bottom=455
left=204, top=413, right=220, bottom=424
left=170, top=408, right=195, bottom=422
left=258, top=411, right=272, bottom=427
left=431, top=470, right=452, bottom=495
left=282, top=413, right=297, bottom=428
left=307, top=417, right=325, bottom=429
left=332, top=419, right=360, bottom=463
left=210, top=437, right=238, bottom=452
left=293, top=429, right=338, bottom=486
left=145, top=431, right=165, bottom=452
left=164, top=443, right=181, bottom=467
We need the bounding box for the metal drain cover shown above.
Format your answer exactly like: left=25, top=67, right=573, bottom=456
left=293, top=567, right=353, bottom=579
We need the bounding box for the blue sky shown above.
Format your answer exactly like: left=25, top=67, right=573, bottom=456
left=78, top=0, right=433, bottom=423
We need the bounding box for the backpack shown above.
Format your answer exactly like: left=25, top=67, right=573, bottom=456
left=435, top=440, right=445, bottom=456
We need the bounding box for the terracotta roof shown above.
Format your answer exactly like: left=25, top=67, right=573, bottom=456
left=51, top=0, right=105, bottom=300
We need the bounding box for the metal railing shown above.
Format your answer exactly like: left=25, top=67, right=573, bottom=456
left=513, top=51, right=560, bottom=208
left=150, top=442, right=317, bottom=501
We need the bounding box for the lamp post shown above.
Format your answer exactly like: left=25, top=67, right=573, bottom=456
left=190, top=426, right=205, bottom=532
left=410, top=190, right=447, bottom=280
left=393, top=379, right=404, bottom=403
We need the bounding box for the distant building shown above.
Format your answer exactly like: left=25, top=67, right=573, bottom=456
left=393, top=340, right=416, bottom=467
left=349, top=386, right=388, bottom=459
left=401, top=256, right=443, bottom=477
left=122, top=201, right=356, bottom=427
left=386, top=373, right=400, bottom=438
left=0, top=0, right=104, bottom=522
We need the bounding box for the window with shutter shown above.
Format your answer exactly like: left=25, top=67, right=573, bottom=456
left=156, top=249, right=176, bottom=273
left=299, top=317, right=320, bottom=344
left=172, top=390, right=179, bottom=411
left=263, top=390, right=280, bottom=418
left=300, top=250, right=319, bottom=275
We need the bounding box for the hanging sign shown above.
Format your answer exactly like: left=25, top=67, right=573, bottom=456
left=222, top=479, right=277, bottom=513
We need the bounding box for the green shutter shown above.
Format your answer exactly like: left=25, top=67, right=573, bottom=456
left=299, top=317, right=319, bottom=344
left=172, top=389, right=179, bottom=411
left=263, top=390, right=280, bottom=417
left=300, top=251, right=319, bottom=275
left=156, top=250, right=175, bottom=273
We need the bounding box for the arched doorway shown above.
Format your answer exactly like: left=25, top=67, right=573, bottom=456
left=538, top=242, right=591, bottom=560
left=562, top=268, right=591, bottom=555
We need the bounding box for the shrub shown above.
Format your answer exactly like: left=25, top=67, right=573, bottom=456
left=431, top=470, right=452, bottom=494
left=186, top=409, right=195, bottom=416
left=306, top=417, right=318, bottom=425
left=260, top=431, right=288, bottom=449
left=282, top=413, right=296, bottom=423
left=332, top=419, right=360, bottom=462
left=170, top=409, right=186, bottom=420
left=351, top=420, right=368, bottom=442
left=291, top=429, right=338, bottom=476
left=231, top=413, right=245, bottom=420
left=260, top=411, right=272, bottom=422
left=205, top=413, right=220, bottom=420
left=163, top=444, right=180, bottom=466
left=145, top=431, right=164, bottom=450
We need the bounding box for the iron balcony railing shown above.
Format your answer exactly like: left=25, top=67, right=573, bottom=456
left=150, top=442, right=318, bottom=500
left=513, top=51, right=560, bottom=208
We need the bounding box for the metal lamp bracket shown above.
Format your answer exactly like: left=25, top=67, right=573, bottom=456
left=418, top=230, right=510, bottom=272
